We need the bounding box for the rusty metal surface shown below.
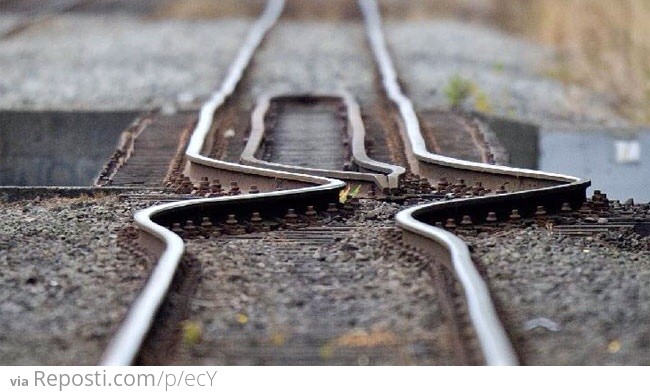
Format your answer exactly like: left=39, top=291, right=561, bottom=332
left=105, top=112, right=196, bottom=187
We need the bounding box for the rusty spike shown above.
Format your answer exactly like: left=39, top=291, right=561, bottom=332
left=250, top=212, right=263, bottom=224
left=285, top=208, right=298, bottom=223
left=444, top=218, right=457, bottom=230
left=171, top=222, right=184, bottom=237
left=225, top=214, right=238, bottom=226
left=183, top=220, right=197, bottom=237
left=229, top=181, right=240, bottom=195
left=305, top=206, right=317, bottom=220
left=485, top=212, right=498, bottom=223
left=509, top=209, right=521, bottom=221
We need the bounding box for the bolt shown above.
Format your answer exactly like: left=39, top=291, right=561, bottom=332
left=250, top=212, right=263, bottom=224
left=305, top=206, right=317, bottom=220
left=223, top=214, right=244, bottom=235
left=225, top=214, right=238, bottom=226
left=535, top=206, right=547, bottom=216
left=285, top=209, right=298, bottom=224
left=249, top=185, right=260, bottom=194
left=460, top=215, right=473, bottom=226
left=171, top=222, right=184, bottom=238
left=183, top=220, right=197, bottom=238
left=471, top=181, right=484, bottom=195
left=177, top=179, right=193, bottom=194
left=486, top=211, right=498, bottom=223
left=496, top=185, right=507, bottom=194
left=437, top=177, right=449, bottom=190
left=453, top=178, right=466, bottom=192
left=229, top=181, right=241, bottom=195
left=444, top=218, right=457, bottom=230
left=419, top=178, right=431, bottom=192
left=208, top=182, right=223, bottom=196
left=249, top=212, right=264, bottom=232
left=509, top=209, right=521, bottom=221
left=592, top=190, right=609, bottom=210
left=199, top=177, right=210, bottom=191
left=561, top=202, right=572, bottom=213
left=326, top=203, right=338, bottom=213
left=200, top=217, right=213, bottom=238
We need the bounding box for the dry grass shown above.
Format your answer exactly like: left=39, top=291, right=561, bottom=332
left=378, top=0, right=493, bottom=20
left=152, top=0, right=649, bottom=123
left=153, top=0, right=360, bottom=20
left=152, top=0, right=265, bottom=19
left=493, top=0, right=650, bottom=123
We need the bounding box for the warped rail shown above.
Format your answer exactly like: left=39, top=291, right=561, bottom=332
left=101, top=0, right=591, bottom=366
left=241, top=91, right=404, bottom=192
left=100, top=0, right=348, bottom=365
left=359, top=0, right=590, bottom=365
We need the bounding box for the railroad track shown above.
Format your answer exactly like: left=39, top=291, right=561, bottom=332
left=359, top=0, right=587, bottom=365
left=100, top=0, right=346, bottom=365
left=241, top=91, right=404, bottom=192
left=137, top=222, right=479, bottom=365
left=100, top=0, right=591, bottom=366
left=419, top=109, right=497, bottom=164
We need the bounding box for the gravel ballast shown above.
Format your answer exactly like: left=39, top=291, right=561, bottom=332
left=466, top=217, right=650, bottom=365
left=170, top=200, right=460, bottom=365
left=0, top=195, right=155, bottom=365
left=0, top=15, right=252, bottom=110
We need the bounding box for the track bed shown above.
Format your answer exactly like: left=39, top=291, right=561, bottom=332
left=143, top=201, right=471, bottom=365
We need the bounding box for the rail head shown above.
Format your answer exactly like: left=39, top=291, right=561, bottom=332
left=396, top=206, right=519, bottom=365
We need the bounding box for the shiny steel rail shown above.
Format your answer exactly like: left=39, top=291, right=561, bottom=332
left=359, top=0, right=590, bottom=365
left=241, top=91, right=405, bottom=192
left=102, top=0, right=590, bottom=366
left=100, top=0, right=346, bottom=366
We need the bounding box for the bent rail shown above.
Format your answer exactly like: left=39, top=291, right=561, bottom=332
left=102, top=0, right=591, bottom=366
left=359, top=0, right=590, bottom=365
left=100, top=0, right=347, bottom=366
left=241, top=91, right=405, bottom=192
